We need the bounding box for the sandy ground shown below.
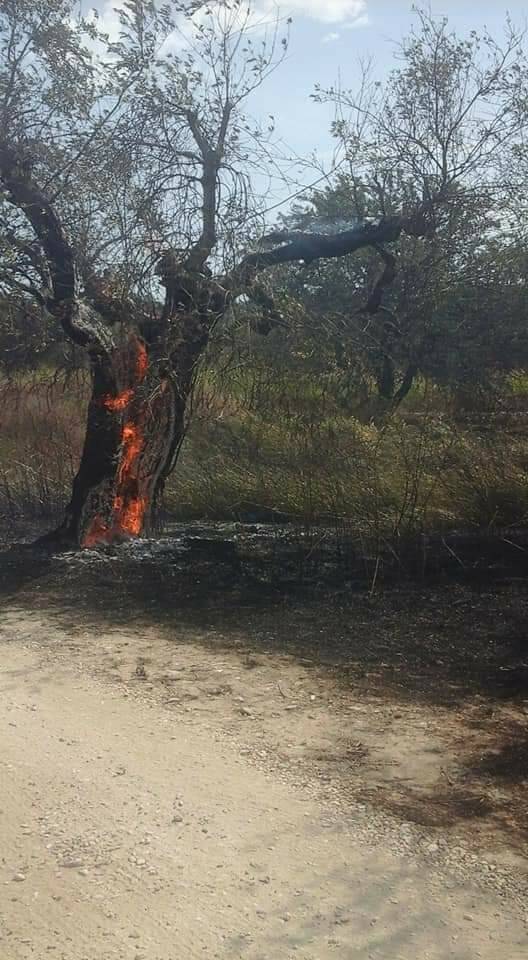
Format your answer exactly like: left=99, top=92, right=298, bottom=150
left=1, top=601, right=527, bottom=960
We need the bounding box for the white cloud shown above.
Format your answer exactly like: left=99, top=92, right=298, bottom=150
left=271, top=1, right=367, bottom=25
left=94, top=1, right=368, bottom=36
left=344, top=13, right=369, bottom=28
left=86, top=1, right=125, bottom=44
left=89, top=2, right=368, bottom=53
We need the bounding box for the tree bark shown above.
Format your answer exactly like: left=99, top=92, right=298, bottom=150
left=38, top=330, right=185, bottom=549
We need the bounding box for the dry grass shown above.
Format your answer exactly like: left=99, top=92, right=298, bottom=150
left=0, top=372, right=87, bottom=523
left=2, top=366, right=528, bottom=538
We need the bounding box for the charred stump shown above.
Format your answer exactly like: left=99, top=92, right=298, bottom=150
left=38, top=264, right=227, bottom=551
left=38, top=332, right=182, bottom=549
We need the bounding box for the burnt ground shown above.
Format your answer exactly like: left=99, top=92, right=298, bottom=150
left=1, top=522, right=527, bottom=879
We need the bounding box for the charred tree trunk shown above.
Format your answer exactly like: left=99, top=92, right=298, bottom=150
left=39, top=330, right=185, bottom=549
left=39, top=265, right=224, bottom=550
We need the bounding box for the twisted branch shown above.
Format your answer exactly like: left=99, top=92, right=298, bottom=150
left=0, top=142, right=114, bottom=352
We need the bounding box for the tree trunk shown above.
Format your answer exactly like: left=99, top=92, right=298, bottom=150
left=39, top=330, right=185, bottom=549
left=375, top=352, right=396, bottom=401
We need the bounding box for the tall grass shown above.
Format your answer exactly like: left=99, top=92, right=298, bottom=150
left=0, top=372, right=87, bottom=527
left=2, top=363, right=528, bottom=538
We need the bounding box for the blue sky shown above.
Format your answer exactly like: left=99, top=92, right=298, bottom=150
left=254, top=2, right=528, bottom=165
left=91, top=2, right=528, bottom=208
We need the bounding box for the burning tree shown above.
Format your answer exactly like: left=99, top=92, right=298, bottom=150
left=0, top=1, right=524, bottom=547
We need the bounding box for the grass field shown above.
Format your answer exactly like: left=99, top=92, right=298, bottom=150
left=2, top=365, right=528, bottom=538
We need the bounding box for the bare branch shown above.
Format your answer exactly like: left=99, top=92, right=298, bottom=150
left=0, top=142, right=113, bottom=351
left=365, top=245, right=397, bottom=314
left=237, top=217, right=404, bottom=273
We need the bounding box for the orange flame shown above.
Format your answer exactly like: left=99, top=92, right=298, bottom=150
left=101, top=339, right=148, bottom=413
left=82, top=515, right=113, bottom=548
left=103, top=388, right=134, bottom=412
left=135, top=340, right=148, bottom=381
left=82, top=336, right=151, bottom=548
left=114, top=493, right=148, bottom=536
left=117, top=422, right=144, bottom=484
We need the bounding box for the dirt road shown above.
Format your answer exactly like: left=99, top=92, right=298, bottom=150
left=1, top=602, right=527, bottom=960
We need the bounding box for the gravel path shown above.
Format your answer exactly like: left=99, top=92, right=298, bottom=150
left=1, top=612, right=527, bottom=959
